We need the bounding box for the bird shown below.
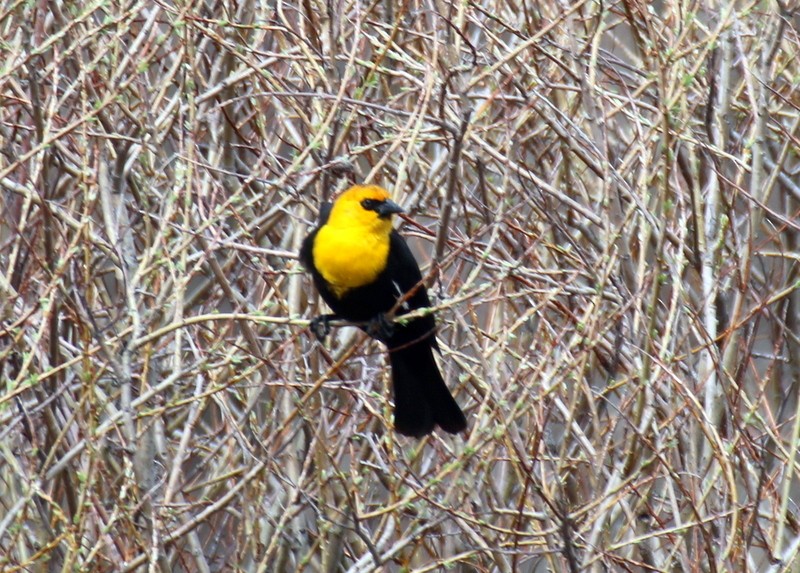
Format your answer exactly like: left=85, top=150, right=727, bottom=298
left=299, top=184, right=467, bottom=437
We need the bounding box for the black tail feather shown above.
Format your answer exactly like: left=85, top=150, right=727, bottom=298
left=388, top=343, right=467, bottom=438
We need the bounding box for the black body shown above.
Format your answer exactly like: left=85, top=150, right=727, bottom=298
left=300, top=212, right=467, bottom=437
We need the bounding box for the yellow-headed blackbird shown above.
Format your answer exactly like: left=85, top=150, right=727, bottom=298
left=300, top=185, right=467, bottom=437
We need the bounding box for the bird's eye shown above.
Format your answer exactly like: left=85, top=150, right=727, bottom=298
left=361, top=199, right=378, bottom=211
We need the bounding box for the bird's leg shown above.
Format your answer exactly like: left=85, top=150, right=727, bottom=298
left=309, top=313, right=340, bottom=341
left=366, top=313, right=395, bottom=342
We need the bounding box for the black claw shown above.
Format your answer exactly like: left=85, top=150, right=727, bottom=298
left=366, top=313, right=394, bottom=342
left=310, top=314, right=336, bottom=341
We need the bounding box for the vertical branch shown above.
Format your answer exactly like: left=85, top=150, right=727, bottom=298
left=700, top=26, right=733, bottom=460
left=433, top=110, right=471, bottom=269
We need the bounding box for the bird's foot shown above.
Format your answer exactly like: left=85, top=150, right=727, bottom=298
left=366, top=313, right=395, bottom=342
left=309, top=314, right=338, bottom=341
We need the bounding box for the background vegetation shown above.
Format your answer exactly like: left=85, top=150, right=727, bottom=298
left=1, top=0, right=799, bottom=571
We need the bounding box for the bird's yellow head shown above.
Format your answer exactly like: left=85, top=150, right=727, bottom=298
left=312, top=185, right=404, bottom=296
left=326, top=185, right=404, bottom=236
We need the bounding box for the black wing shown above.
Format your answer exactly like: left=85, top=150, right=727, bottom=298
left=385, top=231, right=439, bottom=351
left=386, top=231, right=433, bottom=311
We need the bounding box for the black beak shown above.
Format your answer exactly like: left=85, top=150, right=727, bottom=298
left=376, top=200, right=404, bottom=218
